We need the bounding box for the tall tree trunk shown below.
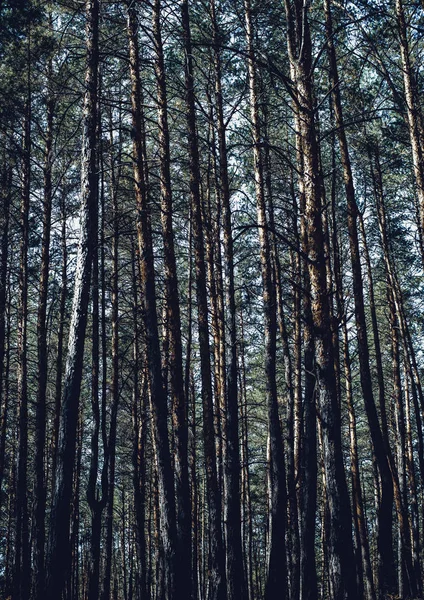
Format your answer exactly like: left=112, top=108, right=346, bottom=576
left=244, top=2, right=287, bottom=598
left=324, top=2, right=400, bottom=597
left=291, top=84, right=317, bottom=600
left=102, top=91, right=122, bottom=600
left=239, top=308, right=254, bottom=600
left=368, top=145, right=423, bottom=597
left=46, top=1, right=99, bottom=597
left=181, top=1, right=227, bottom=598
left=127, top=6, right=178, bottom=599
left=262, top=104, right=299, bottom=600
left=34, top=50, right=54, bottom=600
left=0, top=160, right=11, bottom=494
left=331, top=150, right=375, bottom=600
left=14, top=50, right=31, bottom=600
left=285, top=2, right=357, bottom=598
left=131, top=241, right=148, bottom=600
left=152, top=1, right=191, bottom=595
left=86, top=178, right=107, bottom=600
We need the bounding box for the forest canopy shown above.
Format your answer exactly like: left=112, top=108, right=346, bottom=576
left=1, top=1, right=424, bottom=600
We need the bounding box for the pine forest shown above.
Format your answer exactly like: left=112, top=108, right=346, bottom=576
left=3, top=0, right=424, bottom=599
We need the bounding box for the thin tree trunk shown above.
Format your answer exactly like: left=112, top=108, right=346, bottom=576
left=181, top=1, right=227, bottom=598
left=0, top=161, right=11, bottom=494
left=14, top=53, right=31, bottom=600
left=263, top=105, right=299, bottom=600
left=331, top=149, right=375, bottom=600
left=131, top=241, right=148, bottom=600
left=34, top=50, right=54, bottom=600
left=46, top=2, right=99, bottom=597
left=52, top=191, right=68, bottom=488
left=324, top=2, right=400, bottom=597
left=152, top=3, right=191, bottom=594
left=244, top=2, right=287, bottom=598
left=127, top=6, right=178, bottom=598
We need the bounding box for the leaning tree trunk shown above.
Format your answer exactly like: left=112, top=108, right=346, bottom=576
left=46, top=1, right=99, bottom=597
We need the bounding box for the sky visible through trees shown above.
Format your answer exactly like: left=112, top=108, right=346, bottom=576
left=2, top=1, right=424, bottom=599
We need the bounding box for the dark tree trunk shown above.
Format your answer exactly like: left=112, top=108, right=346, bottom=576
left=52, top=192, right=68, bottom=488
left=34, top=51, right=54, bottom=600
left=131, top=242, right=148, bottom=600
left=127, top=6, right=178, bottom=598
left=181, top=1, right=227, bottom=598
left=14, top=57, right=31, bottom=600
left=0, top=160, right=11, bottom=495
left=46, top=2, right=99, bottom=597
left=331, top=148, right=375, bottom=600
left=152, top=1, right=191, bottom=595
left=285, top=1, right=357, bottom=598
left=244, top=2, right=287, bottom=598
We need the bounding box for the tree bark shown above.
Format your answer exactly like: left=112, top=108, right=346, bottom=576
left=46, top=2, right=99, bottom=597
left=181, top=1, right=227, bottom=598
left=127, top=6, right=178, bottom=598
left=285, top=2, right=357, bottom=598
left=34, top=50, right=54, bottom=600
left=152, top=1, right=191, bottom=595
left=14, top=56, right=31, bottom=600
left=244, top=2, right=287, bottom=598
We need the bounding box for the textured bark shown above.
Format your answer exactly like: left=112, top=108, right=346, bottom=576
left=290, top=80, right=318, bottom=600
left=285, top=2, right=357, bottom=598
left=263, top=106, right=299, bottom=600
left=127, top=6, right=178, bottom=598
left=244, top=2, right=287, bottom=598
left=46, top=2, right=99, bottom=597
